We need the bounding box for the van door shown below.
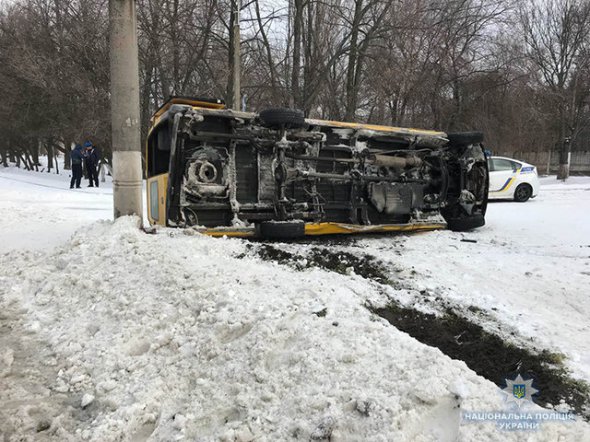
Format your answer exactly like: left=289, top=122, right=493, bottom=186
left=147, top=173, right=168, bottom=225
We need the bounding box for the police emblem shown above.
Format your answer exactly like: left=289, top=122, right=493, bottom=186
left=503, top=374, right=538, bottom=408
left=513, top=384, right=526, bottom=399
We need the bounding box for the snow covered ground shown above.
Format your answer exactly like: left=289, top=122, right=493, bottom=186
left=338, top=175, right=590, bottom=383
left=1, top=163, right=589, bottom=441
left=0, top=160, right=113, bottom=251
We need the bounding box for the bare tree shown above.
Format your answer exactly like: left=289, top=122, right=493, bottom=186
left=521, top=0, right=590, bottom=179
left=1, top=0, right=590, bottom=177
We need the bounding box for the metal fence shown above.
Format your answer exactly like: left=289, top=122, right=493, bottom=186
left=495, top=150, right=590, bottom=175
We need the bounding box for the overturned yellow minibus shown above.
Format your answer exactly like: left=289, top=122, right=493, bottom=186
left=146, top=97, right=488, bottom=239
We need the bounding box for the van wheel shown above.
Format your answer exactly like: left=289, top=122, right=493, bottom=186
left=447, top=132, right=484, bottom=146
left=514, top=184, right=532, bottom=202
left=445, top=214, right=485, bottom=232
left=259, top=108, right=306, bottom=129
left=258, top=221, right=305, bottom=239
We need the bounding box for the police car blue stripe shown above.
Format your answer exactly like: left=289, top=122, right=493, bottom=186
left=497, top=177, right=513, bottom=191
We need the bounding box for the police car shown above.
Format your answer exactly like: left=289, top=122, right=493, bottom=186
left=487, top=156, right=539, bottom=202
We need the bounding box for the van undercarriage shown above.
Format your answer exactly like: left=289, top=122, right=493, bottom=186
left=147, top=102, right=488, bottom=238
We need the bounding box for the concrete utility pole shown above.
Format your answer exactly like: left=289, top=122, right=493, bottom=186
left=231, top=0, right=241, bottom=110
left=557, top=137, right=571, bottom=181
left=109, top=0, right=143, bottom=222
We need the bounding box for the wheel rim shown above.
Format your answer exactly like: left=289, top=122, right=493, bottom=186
left=516, top=185, right=530, bottom=200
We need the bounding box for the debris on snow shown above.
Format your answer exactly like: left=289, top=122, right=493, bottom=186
left=81, top=393, right=95, bottom=409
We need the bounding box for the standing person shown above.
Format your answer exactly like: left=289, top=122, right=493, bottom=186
left=83, top=141, right=99, bottom=187
left=70, top=144, right=84, bottom=189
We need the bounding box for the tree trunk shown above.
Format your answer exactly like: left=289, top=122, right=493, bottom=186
left=27, top=148, right=38, bottom=171
left=231, top=1, right=241, bottom=110
left=290, top=0, right=304, bottom=109
left=226, top=0, right=240, bottom=109
left=1, top=147, right=8, bottom=167
left=448, top=76, right=462, bottom=131
left=31, top=138, right=40, bottom=166
left=23, top=149, right=35, bottom=171
left=46, top=140, right=54, bottom=171
left=140, top=62, right=153, bottom=152
left=171, top=0, right=180, bottom=94
left=64, top=143, right=72, bottom=170
left=18, top=153, right=30, bottom=170
left=556, top=101, right=570, bottom=180
left=255, top=0, right=278, bottom=101
left=345, top=0, right=363, bottom=121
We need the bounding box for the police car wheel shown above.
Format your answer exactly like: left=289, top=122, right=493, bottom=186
left=514, top=184, right=532, bottom=202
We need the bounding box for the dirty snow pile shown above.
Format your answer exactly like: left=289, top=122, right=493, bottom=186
left=1, top=216, right=589, bottom=441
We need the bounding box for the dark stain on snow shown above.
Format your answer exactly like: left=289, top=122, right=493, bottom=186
left=253, top=243, right=391, bottom=283
left=248, top=241, right=590, bottom=418
left=371, top=304, right=590, bottom=419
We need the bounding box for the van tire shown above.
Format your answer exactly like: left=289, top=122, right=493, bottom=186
left=259, top=221, right=305, bottom=239
left=447, top=132, right=484, bottom=146
left=259, top=108, right=306, bottom=129
left=445, top=214, right=485, bottom=232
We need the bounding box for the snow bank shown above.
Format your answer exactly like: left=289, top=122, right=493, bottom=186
left=1, top=217, right=588, bottom=441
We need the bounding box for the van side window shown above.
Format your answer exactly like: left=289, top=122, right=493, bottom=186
left=150, top=180, right=159, bottom=221
left=147, top=127, right=171, bottom=177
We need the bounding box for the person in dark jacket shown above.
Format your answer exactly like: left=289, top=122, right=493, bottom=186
left=70, top=144, right=84, bottom=189
left=83, top=141, right=99, bottom=187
